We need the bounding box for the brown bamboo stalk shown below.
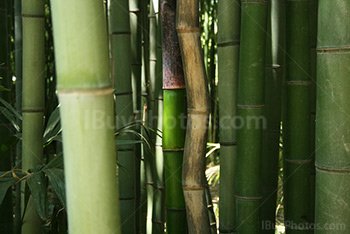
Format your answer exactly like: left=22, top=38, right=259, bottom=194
left=177, top=0, right=211, bottom=233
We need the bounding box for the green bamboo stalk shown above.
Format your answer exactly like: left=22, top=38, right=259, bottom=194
left=0, top=1, right=13, bottom=232
left=261, top=0, right=283, bottom=232
left=21, top=0, right=45, bottom=233
left=309, top=0, right=318, bottom=226
left=177, top=0, right=211, bottom=232
left=160, top=1, right=187, bottom=233
left=140, top=2, right=155, bottom=233
left=315, top=1, right=350, bottom=233
left=14, top=0, right=23, bottom=233
left=217, top=0, right=240, bottom=232
left=150, top=1, right=165, bottom=233
left=235, top=1, right=267, bottom=233
left=283, top=0, right=312, bottom=233
left=110, top=0, right=136, bottom=232
left=129, top=0, right=143, bottom=231
left=50, top=1, right=121, bottom=233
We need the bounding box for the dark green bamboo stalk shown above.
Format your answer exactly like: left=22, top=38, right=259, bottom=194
left=161, top=0, right=187, bottom=233
left=283, top=0, right=312, bottom=233
left=14, top=0, right=23, bottom=233
left=50, top=0, right=121, bottom=233
left=315, top=1, right=350, bottom=233
left=0, top=1, right=13, bottom=232
left=110, top=0, right=136, bottom=232
left=177, top=0, right=211, bottom=232
left=309, top=0, right=318, bottom=226
left=21, top=0, right=45, bottom=233
left=261, top=0, right=283, bottom=233
left=150, top=1, right=165, bottom=233
left=129, top=0, right=143, bottom=231
left=217, top=0, right=240, bottom=233
left=235, top=1, right=267, bottom=233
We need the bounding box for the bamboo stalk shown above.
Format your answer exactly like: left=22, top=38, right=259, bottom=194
left=161, top=0, right=187, bottom=233
left=110, top=0, right=136, bottom=232
left=217, top=0, right=240, bottom=232
left=177, top=0, right=211, bottom=233
left=50, top=1, right=121, bottom=233
left=261, top=0, right=283, bottom=232
left=150, top=1, right=165, bottom=233
left=0, top=0, right=13, bottom=232
left=21, top=0, right=45, bottom=233
left=129, top=0, right=143, bottom=231
left=283, top=0, right=312, bottom=232
left=309, top=0, right=318, bottom=226
left=235, top=1, right=267, bottom=233
left=315, top=1, right=350, bottom=233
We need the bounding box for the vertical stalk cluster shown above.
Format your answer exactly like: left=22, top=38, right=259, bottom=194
left=217, top=0, right=240, bottom=233
left=21, top=0, right=45, bottom=233
left=177, top=0, right=211, bottom=233
left=235, top=0, right=267, bottom=233
left=315, top=1, right=350, bottom=233
left=51, top=0, right=121, bottom=233
left=283, top=0, right=312, bottom=233
left=261, top=0, right=284, bottom=233
left=110, top=0, right=136, bottom=232
left=161, top=0, right=187, bottom=233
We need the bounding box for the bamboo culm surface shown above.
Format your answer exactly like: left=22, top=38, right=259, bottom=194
left=177, top=0, right=211, bottom=233
left=315, top=1, right=350, bottom=233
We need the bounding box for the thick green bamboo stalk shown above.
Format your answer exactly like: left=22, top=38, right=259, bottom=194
left=129, top=1, right=143, bottom=231
left=161, top=0, right=187, bottom=233
left=21, top=0, right=45, bottom=233
left=315, top=1, right=350, bottom=233
left=0, top=1, right=13, bottom=232
left=110, top=0, right=136, bottom=232
left=309, top=0, right=318, bottom=226
left=14, top=0, right=23, bottom=233
left=217, top=0, right=240, bottom=233
left=261, top=0, right=283, bottom=233
left=150, top=1, right=165, bottom=233
left=177, top=0, right=211, bottom=233
left=50, top=1, right=121, bottom=233
left=235, top=1, right=267, bottom=233
left=283, top=0, right=312, bottom=233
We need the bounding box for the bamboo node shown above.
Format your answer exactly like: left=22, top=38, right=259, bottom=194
left=220, top=142, right=237, bottom=146
left=58, top=87, right=114, bottom=96
left=285, top=158, right=312, bottom=164
left=182, top=186, right=205, bottom=191
left=315, top=164, right=350, bottom=173
left=163, top=148, right=184, bottom=152
left=22, top=14, right=45, bottom=18
left=217, top=40, right=240, bottom=47
left=286, top=80, right=311, bottom=85
left=235, top=195, right=262, bottom=200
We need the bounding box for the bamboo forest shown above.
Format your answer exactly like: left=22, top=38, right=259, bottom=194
left=0, top=0, right=349, bottom=233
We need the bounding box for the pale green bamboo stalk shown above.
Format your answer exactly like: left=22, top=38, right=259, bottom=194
left=110, top=0, right=136, bottom=232
left=50, top=1, right=121, bottom=233
left=21, top=0, right=45, bottom=233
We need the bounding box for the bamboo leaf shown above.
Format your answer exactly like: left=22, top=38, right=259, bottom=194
left=0, top=85, right=10, bottom=91
left=0, top=96, right=22, bottom=121
left=42, top=152, right=63, bottom=170
left=26, top=172, right=48, bottom=220
left=43, top=106, right=61, bottom=140
left=0, top=177, right=16, bottom=205
left=0, top=106, right=20, bottom=131
left=43, top=168, right=66, bottom=207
